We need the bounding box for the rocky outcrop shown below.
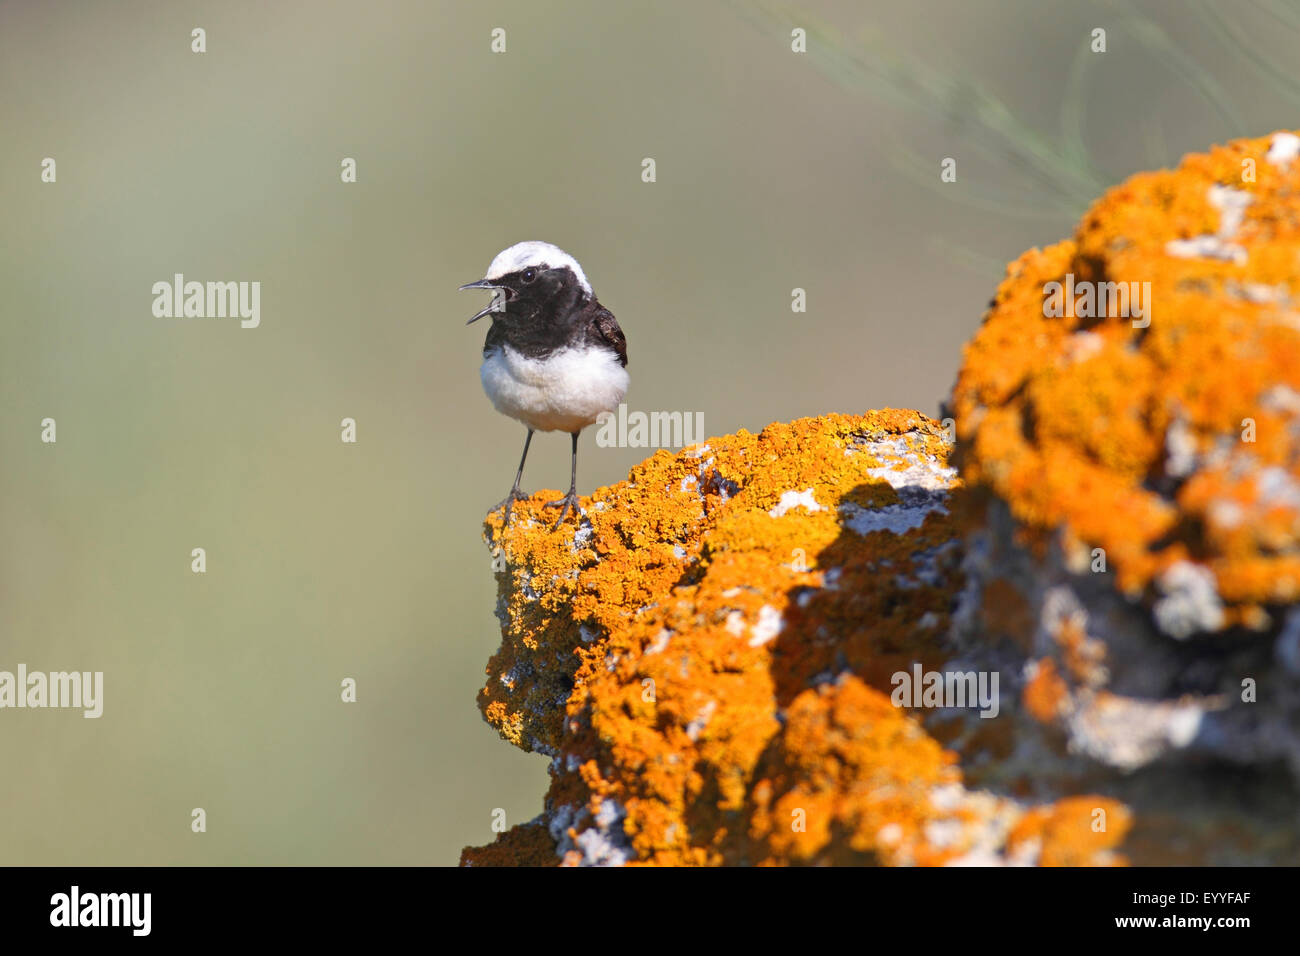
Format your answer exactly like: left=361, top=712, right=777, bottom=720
left=462, top=413, right=1128, bottom=865
left=461, top=132, right=1300, bottom=866
left=946, top=130, right=1300, bottom=863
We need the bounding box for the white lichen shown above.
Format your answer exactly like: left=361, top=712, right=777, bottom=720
left=769, top=488, right=822, bottom=518
left=1165, top=185, right=1253, bottom=265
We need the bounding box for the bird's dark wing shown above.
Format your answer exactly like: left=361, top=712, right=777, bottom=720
left=591, top=305, right=628, bottom=367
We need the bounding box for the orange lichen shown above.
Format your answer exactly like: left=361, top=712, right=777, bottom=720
left=463, top=412, right=1131, bottom=866
left=1006, top=797, right=1132, bottom=867
left=458, top=820, right=557, bottom=867
left=1023, top=658, right=1070, bottom=724
left=951, top=131, right=1300, bottom=625
left=746, top=676, right=968, bottom=866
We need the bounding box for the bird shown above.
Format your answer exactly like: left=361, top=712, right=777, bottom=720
left=461, top=241, right=628, bottom=530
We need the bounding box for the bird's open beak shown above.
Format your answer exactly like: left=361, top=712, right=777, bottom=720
left=459, top=279, right=503, bottom=324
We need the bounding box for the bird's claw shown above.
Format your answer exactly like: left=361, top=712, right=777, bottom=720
left=494, top=489, right=526, bottom=526
left=544, top=491, right=581, bottom=530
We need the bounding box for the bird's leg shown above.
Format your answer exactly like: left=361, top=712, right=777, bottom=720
left=494, top=429, right=534, bottom=525
left=545, top=431, right=582, bottom=529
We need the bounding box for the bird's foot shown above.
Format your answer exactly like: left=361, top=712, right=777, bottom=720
left=544, top=490, right=582, bottom=530
left=493, top=489, right=527, bottom=526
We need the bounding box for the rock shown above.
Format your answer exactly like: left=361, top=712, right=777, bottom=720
left=947, top=131, right=1300, bottom=863
left=457, top=818, right=556, bottom=867
left=461, top=413, right=1127, bottom=866
left=462, top=132, right=1300, bottom=866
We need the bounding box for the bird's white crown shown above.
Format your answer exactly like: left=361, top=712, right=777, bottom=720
left=483, top=241, right=592, bottom=296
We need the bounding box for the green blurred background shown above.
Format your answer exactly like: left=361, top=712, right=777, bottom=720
left=2, top=0, right=1296, bottom=864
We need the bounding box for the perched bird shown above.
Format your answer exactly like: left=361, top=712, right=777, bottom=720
left=461, top=241, right=628, bottom=529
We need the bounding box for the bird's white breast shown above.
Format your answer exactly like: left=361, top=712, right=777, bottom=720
left=481, top=345, right=629, bottom=433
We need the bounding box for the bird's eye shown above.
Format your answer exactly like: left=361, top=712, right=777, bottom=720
left=521, top=268, right=537, bottom=283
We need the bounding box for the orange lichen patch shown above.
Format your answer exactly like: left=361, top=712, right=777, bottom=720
left=462, top=412, right=1133, bottom=866
left=1006, top=797, right=1132, bottom=866
left=458, top=820, right=557, bottom=867
left=1056, top=615, right=1107, bottom=687
left=475, top=411, right=954, bottom=758
left=951, top=131, right=1300, bottom=624
left=746, top=677, right=964, bottom=866
left=1023, top=658, right=1071, bottom=724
